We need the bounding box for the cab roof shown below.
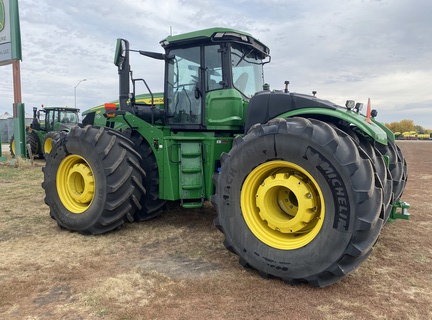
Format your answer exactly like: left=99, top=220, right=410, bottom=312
left=160, top=27, right=270, bottom=58
left=42, top=106, right=80, bottom=112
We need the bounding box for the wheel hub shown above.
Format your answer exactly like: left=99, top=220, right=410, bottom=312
left=241, top=160, right=325, bottom=250
left=66, top=163, right=95, bottom=204
left=256, top=173, right=317, bottom=233
left=56, top=155, right=95, bottom=213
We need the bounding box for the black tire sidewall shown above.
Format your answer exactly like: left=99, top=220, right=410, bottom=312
left=43, top=131, right=60, bottom=155
left=218, top=128, right=358, bottom=279
left=45, top=134, right=109, bottom=231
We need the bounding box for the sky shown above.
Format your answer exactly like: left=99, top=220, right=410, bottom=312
left=1, top=0, right=432, bottom=128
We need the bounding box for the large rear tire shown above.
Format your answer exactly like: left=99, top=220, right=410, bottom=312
left=42, top=126, right=146, bottom=234
left=376, top=139, right=407, bottom=201
left=9, top=133, right=37, bottom=158
left=395, top=143, right=408, bottom=198
left=27, top=130, right=42, bottom=157
left=212, top=117, right=384, bottom=287
left=335, top=125, right=393, bottom=223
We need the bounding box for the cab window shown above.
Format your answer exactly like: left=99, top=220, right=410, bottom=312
left=167, top=47, right=202, bottom=124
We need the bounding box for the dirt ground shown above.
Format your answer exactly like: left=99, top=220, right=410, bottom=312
left=0, top=140, right=431, bottom=320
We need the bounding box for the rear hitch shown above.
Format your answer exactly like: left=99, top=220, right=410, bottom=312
left=388, top=200, right=411, bottom=222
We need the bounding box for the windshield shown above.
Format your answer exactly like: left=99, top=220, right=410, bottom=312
left=60, top=111, right=79, bottom=124
left=231, top=44, right=264, bottom=98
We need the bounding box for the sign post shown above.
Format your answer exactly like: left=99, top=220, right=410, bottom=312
left=0, top=0, right=24, bottom=158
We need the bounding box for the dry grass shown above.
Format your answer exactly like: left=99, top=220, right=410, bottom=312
left=0, top=141, right=431, bottom=320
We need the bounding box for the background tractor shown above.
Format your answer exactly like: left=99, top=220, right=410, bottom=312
left=9, top=105, right=80, bottom=158
left=43, top=28, right=408, bottom=287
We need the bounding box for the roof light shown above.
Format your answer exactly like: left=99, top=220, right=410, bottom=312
left=213, top=32, right=248, bottom=42
left=345, top=100, right=355, bottom=110
left=160, top=40, right=170, bottom=47
left=355, top=103, right=363, bottom=113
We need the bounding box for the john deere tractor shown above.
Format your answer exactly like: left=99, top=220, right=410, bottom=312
left=10, top=105, right=80, bottom=158
left=42, top=28, right=408, bottom=287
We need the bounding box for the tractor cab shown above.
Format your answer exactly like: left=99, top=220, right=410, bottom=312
left=43, top=107, right=80, bottom=131
left=161, top=29, right=270, bottom=131
left=114, top=28, right=270, bottom=131
left=30, top=106, right=80, bottom=132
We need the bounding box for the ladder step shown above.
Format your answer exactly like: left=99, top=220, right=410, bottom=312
left=179, top=141, right=204, bottom=201
left=181, top=151, right=202, bottom=157
left=181, top=201, right=203, bottom=209
left=182, top=168, right=201, bottom=173
left=182, top=184, right=203, bottom=190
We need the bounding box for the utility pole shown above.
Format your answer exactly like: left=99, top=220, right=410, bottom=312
left=74, top=79, right=87, bottom=108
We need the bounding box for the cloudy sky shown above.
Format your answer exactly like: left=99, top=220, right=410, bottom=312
left=1, top=0, right=432, bottom=128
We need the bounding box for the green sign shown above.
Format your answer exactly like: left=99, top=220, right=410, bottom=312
left=0, top=0, right=21, bottom=66
left=1, top=0, right=6, bottom=32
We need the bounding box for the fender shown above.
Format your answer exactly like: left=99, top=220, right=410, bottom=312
left=245, top=91, right=389, bottom=145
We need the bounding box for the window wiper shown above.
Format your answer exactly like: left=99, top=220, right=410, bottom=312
left=234, top=49, right=254, bottom=67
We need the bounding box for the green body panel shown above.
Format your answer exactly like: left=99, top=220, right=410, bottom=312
left=93, top=107, right=233, bottom=205
left=13, top=104, right=26, bottom=158
left=160, top=132, right=233, bottom=200
left=205, top=89, right=245, bottom=130
left=85, top=93, right=164, bottom=127
left=83, top=93, right=164, bottom=116
left=372, top=119, right=395, bottom=143
left=104, top=112, right=233, bottom=202
left=34, top=130, right=45, bottom=146
left=278, top=107, right=389, bottom=145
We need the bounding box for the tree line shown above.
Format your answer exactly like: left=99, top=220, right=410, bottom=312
left=384, top=119, right=431, bottom=134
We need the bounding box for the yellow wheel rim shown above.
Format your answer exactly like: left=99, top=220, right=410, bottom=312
left=241, top=160, right=325, bottom=250
left=44, top=137, right=53, bottom=154
left=56, top=154, right=95, bottom=213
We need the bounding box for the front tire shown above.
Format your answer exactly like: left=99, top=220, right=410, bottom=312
left=42, top=126, right=146, bottom=234
left=212, top=117, right=384, bottom=287
left=43, top=131, right=62, bottom=158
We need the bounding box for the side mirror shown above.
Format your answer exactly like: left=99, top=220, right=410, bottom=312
left=114, top=38, right=129, bottom=69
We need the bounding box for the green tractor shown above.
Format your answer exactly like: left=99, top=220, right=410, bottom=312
left=43, top=28, right=408, bottom=287
left=10, top=106, right=80, bottom=158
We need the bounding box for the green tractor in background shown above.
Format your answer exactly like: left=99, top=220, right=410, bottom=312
left=43, top=28, right=408, bottom=287
left=9, top=106, right=80, bottom=158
